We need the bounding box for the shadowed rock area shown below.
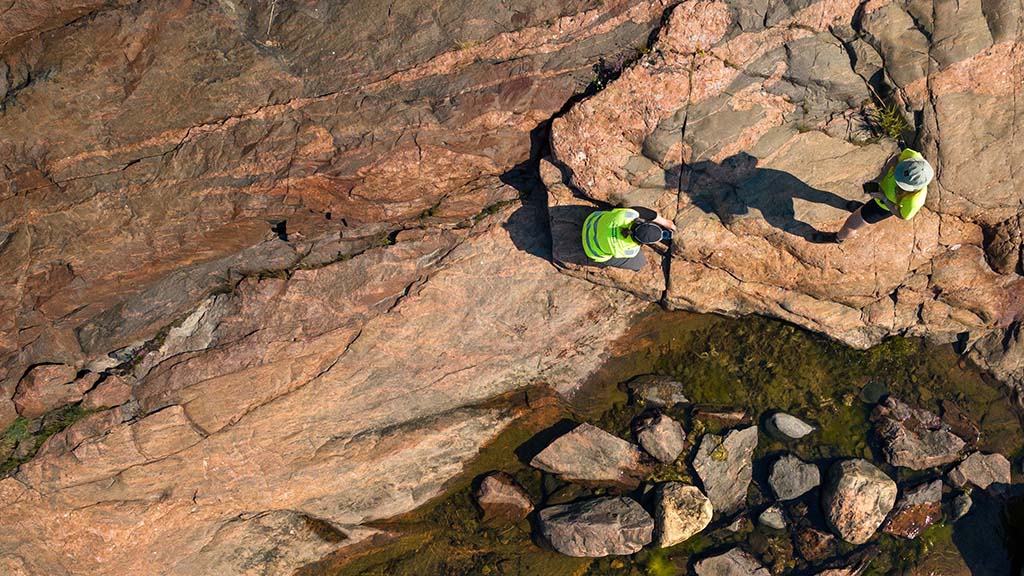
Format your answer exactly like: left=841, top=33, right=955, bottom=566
left=1, top=0, right=1023, bottom=575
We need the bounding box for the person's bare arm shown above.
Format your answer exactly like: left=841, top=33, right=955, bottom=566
left=653, top=214, right=677, bottom=231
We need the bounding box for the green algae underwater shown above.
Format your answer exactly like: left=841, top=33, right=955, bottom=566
left=304, top=309, right=1024, bottom=576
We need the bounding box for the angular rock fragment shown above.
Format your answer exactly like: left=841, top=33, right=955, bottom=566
left=653, top=482, right=713, bottom=548
left=80, top=375, right=132, bottom=410
left=940, top=399, right=981, bottom=446
left=769, top=454, right=820, bottom=501
left=693, top=426, right=758, bottom=513
left=530, top=423, right=646, bottom=485
left=871, top=397, right=966, bottom=470
left=475, top=472, right=532, bottom=522
left=823, top=459, right=897, bottom=544
left=768, top=412, right=815, bottom=439
left=627, top=375, right=689, bottom=408
left=538, top=497, right=653, bottom=557
left=794, top=527, right=837, bottom=562
left=758, top=505, right=785, bottom=530
left=636, top=414, right=686, bottom=464
left=948, top=452, right=1011, bottom=490
left=882, top=479, right=942, bottom=539
left=12, top=364, right=89, bottom=418
left=694, top=547, right=770, bottom=576
left=951, top=491, right=973, bottom=521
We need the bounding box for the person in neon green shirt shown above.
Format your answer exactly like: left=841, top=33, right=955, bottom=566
left=835, top=149, right=934, bottom=243
left=581, top=206, right=676, bottom=270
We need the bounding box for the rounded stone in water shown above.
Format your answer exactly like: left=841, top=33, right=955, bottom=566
left=768, top=412, right=816, bottom=439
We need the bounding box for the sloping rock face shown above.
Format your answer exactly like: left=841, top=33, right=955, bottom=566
left=547, top=0, right=1024, bottom=393
left=692, top=426, right=758, bottom=513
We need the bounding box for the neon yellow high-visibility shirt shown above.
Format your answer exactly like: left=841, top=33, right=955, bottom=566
left=876, top=148, right=928, bottom=220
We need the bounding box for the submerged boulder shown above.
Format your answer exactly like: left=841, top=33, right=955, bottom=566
left=871, top=397, right=966, bottom=470
left=823, top=459, right=897, bottom=544
left=475, top=472, right=532, bottom=523
left=769, top=454, right=820, bottom=501
left=538, top=497, right=653, bottom=557
left=758, top=505, right=786, bottom=530
left=636, top=414, right=686, bottom=464
left=627, top=375, right=690, bottom=408
left=694, top=547, right=770, bottom=576
left=882, top=479, right=942, bottom=539
left=948, top=452, right=1012, bottom=490
left=693, top=426, right=758, bottom=513
left=653, top=482, right=713, bottom=548
left=530, top=423, right=646, bottom=485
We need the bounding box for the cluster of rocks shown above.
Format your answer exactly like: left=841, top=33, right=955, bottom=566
left=474, top=375, right=1019, bottom=573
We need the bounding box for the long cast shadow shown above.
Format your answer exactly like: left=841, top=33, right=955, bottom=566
left=681, top=152, right=853, bottom=242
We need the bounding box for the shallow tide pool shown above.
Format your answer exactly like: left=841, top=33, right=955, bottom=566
left=306, top=309, right=1023, bottom=576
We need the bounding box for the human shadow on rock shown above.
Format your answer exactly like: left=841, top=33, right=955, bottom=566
left=681, top=152, right=853, bottom=243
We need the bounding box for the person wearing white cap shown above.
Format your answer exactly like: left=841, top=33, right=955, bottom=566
left=835, top=148, right=934, bottom=243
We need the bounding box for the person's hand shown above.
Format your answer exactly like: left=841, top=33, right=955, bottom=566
left=653, top=215, right=677, bottom=232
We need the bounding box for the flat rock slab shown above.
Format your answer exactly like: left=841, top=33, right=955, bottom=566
left=769, top=454, right=820, bottom=501
left=538, top=496, right=653, bottom=557
left=693, top=426, right=758, bottom=513
left=654, top=482, right=713, bottom=548
left=531, top=423, right=646, bottom=485
left=948, top=452, right=1011, bottom=490
left=823, top=459, right=897, bottom=544
left=694, top=547, right=770, bottom=576
left=882, top=479, right=942, bottom=539
left=637, top=414, right=686, bottom=464
left=871, top=396, right=966, bottom=470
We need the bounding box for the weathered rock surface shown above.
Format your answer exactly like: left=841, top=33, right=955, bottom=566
left=626, top=374, right=690, bottom=408
left=794, top=527, right=837, bottom=562
left=546, top=0, right=1024, bottom=400
left=636, top=413, right=686, bottom=464
left=79, top=375, right=132, bottom=410
left=11, top=364, right=85, bottom=418
left=767, top=412, right=815, bottom=440
left=538, top=496, right=654, bottom=557
left=769, top=454, right=820, bottom=501
left=948, top=452, right=1012, bottom=490
left=872, top=396, right=966, bottom=470
left=475, top=472, right=533, bottom=523
left=951, top=491, right=973, bottom=521
left=823, top=459, right=898, bottom=544
left=882, top=479, right=943, bottom=539
left=531, top=423, right=647, bottom=485
left=653, top=482, right=713, bottom=548
left=693, top=426, right=758, bottom=513
left=694, top=547, right=770, bottom=576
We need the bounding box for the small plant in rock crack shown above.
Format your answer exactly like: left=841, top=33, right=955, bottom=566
left=868, top=101, right=911, bottom=141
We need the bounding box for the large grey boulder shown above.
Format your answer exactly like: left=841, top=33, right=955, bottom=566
left=871, top=396, right=966, bottom=470
left=768, top=454, right=820, bottom=501
left=637, top=414, right=686, bottom=464
left=530, top=423, right=646, bottom=485
left=693, top=426, right=758, bottom=513
left=538, top=497, right=653, bottom=557
left=694, top=547, right=770, bottom=576
left=653, top=482, right=713, bottom=548
left=823, top=459, right=897, bottom=544
left=948, top=452, right=1012, bottom=490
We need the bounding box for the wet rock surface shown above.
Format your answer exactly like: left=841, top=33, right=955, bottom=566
left=768, top=412, right=816, bottom=440
left=693, top=426, right=758, bottom=513
left=627, top=374, right=690, bottom=408
left=823, top=459, right=898, bottom=544
left=769, top=454, right=821, bottom=501
left=653, top=482, right=713, bottom=548
left=872, top=396, right=966, bottom=470
left=538, top=496, right=654, bottom=557
left=531, top=423, right=647, bottom=485
left=636, top=413, right=686, bottom=464
left=475, top=472, right=533, bottom=523
left=694, top=547, right=770, bottom=576
left=882, top=479, right=943, bottom=539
